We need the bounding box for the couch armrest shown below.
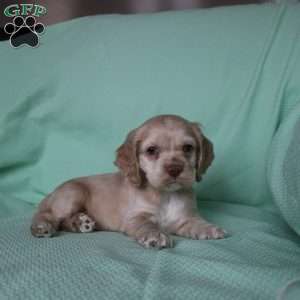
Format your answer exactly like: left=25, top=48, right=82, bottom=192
left=268, top=101, right=300, bottom=235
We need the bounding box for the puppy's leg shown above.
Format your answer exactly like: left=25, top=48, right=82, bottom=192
left=31, top=181, right=88, bottom=238
left=124, top=213, right=173, bottom=249
left=61, top=212, right=96, bottom=233
left=172, top=216, right=226, bottom=240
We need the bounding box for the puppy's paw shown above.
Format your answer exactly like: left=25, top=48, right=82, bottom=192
left=192, top=224, right=226, bottom=240
left=72, top=213, right=96, bottom=233
left=31, top=222, right=56, bottom=238
left=137, top=231, right=173, bottom=249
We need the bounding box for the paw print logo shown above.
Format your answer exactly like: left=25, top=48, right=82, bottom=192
left=4, top=16, right=45, bottom=48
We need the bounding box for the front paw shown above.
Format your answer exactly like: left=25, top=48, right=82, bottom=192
left=191, top=223, right=226, bottom=240
left=31, top=222, right=56, bottom=238
left=137, top=231, right=173, bottom=249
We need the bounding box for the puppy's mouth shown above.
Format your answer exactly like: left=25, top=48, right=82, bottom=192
left=147, top=173, right=194, bottom=191
left=162, top=177, right=193, bottom=191
left=163, top=182, right=182, bottom=192
left=166, top=174, right=193, bottom=184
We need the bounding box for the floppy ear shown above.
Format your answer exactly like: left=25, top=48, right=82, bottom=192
left=190, top=123, right=214, bottom=182
left=114, top=130, right=144, bottom=187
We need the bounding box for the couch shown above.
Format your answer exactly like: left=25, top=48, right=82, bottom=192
left=0, top=3, right=300, bottom=299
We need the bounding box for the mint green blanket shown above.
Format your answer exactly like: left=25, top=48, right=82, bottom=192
left=1, top=3, right=300, bottom=299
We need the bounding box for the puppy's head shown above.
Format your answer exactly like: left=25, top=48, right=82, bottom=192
left=115, top=115, right=214, bottom=191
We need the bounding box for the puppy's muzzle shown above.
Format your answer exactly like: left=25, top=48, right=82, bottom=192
left=164, top=163, right=184, bottom=178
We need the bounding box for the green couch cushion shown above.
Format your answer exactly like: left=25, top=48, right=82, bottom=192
left=0, top=203, right=299, bottom=300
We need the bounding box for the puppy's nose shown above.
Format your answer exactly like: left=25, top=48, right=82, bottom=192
left=165, top=163, right=184, bottom=178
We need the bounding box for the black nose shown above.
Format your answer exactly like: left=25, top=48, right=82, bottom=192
left=165, top=163, right=184, bottom=178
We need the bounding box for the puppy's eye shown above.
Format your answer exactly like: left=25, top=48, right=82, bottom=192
left=182, top=144, right=194, bottom=154
left=146, top=146, right=159, bottom=156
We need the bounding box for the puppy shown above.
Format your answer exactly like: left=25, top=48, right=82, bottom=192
left=31, top=115, right=226, bottom=248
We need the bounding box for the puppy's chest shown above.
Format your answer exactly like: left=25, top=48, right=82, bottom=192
left=127, top=192, right=190, bottom=228
left=158, top=194, right=187, bottom=228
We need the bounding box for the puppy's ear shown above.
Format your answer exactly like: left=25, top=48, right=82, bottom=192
left=114, top=129, right=144, bottom=187
left=190, top=123, right=214, bottom=182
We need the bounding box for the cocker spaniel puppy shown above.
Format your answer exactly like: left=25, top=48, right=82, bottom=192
left=31, top=115, right=226, bottom=248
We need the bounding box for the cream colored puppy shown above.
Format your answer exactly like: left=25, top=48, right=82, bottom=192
left=31, top=115, right=226, bottom=248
